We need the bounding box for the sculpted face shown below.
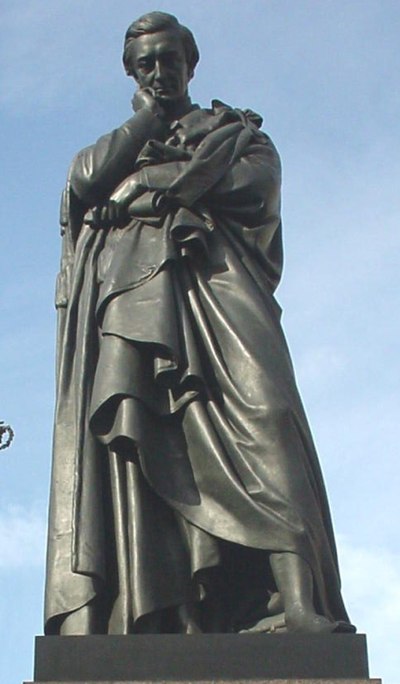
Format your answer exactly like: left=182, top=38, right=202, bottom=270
left=130, top=30, right=191, bottom=102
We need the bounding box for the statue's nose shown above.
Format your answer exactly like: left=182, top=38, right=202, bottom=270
left=154, top=60, right=166, bottom=81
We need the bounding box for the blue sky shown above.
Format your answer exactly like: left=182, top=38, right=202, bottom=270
left=0, top=1, right=399, bottom=682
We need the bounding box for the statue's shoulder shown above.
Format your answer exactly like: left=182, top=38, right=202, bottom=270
left=186, top=100, right=265, bottom=128
left=210, top=99, right=264, bottom=128
left=176, top=100, right=270, bottom=147
left=69, top=143, right=95, bottom=173
left=210, top=100, right=276, bottom=151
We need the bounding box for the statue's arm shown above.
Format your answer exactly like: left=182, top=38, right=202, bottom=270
left=70, top=109, right=166, bottom=207
left=108, top=139, right=281, bottom=225
left=107, top=160, right=190, bottom=222
left=209, top=139, right=282, bottom=225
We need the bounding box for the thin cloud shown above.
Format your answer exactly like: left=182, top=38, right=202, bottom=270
left=294, top=344, right=347, bottom=394
left=0, top=504, right=47, bottom=569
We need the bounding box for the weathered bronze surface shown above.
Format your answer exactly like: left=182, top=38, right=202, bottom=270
left=45, top=11, right=354, bottom=636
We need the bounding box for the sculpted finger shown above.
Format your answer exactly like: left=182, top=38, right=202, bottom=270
left=100, top=205, right=109, bottom=223
left=110, top=176, right=143, bottom=207
left=107, top=200, right=120, bottom=224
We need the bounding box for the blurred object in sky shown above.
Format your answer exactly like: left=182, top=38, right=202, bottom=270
left=0, top=422, right=14, bottom=450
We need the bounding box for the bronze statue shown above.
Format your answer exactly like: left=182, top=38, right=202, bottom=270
left=45, top=11, right=354, bottom=636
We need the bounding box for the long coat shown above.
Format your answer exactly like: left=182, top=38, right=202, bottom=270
left=45, top=100, right=351, bottom=634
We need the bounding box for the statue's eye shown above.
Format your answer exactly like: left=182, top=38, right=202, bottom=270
left=137, top=59, right=153, bottom=73
left=163, top=51, right=182, bottom=68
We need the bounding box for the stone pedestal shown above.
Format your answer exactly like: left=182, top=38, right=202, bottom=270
left=25, top=681, right=383, bottom=684
left=24, top=633, right=381, bottom=684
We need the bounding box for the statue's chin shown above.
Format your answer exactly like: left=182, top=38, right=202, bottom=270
left=156, top=93, right=191, bottom=119
left=155, top=93, right=180, bottom=102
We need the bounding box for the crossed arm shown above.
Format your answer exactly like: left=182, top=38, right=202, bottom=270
left=69, top=94, right=281, bottom=230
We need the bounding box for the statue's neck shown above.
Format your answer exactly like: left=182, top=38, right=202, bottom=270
left=163, top=94, right=194, bottom=122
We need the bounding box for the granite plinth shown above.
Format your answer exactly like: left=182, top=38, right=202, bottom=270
left=30, top=634, right=370, bottom=682
left=25, top=680, right=382, bottom=684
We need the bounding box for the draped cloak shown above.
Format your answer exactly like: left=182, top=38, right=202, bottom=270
left=45, top=101, right=351, bottom=634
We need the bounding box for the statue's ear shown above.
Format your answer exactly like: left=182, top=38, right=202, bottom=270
left=126, top=67, right=138, bottom=81
left=123, top=56, right=138, bottom=80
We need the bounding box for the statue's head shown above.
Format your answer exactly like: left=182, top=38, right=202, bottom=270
left=122, top=12, right=199, bottom=103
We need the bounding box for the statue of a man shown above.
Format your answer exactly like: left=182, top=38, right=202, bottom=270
left=45, top=11, right=354, bottom=636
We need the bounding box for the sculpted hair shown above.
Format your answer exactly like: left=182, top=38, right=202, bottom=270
left=122, top=11, right=200, bottom=78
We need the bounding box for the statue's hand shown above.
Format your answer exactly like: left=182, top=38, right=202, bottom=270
left=108, top=173, right=144, bottom=224
left=132, top=88, right=164, bottom=117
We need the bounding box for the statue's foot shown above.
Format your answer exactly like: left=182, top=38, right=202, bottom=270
left=285, top=606, right=339, bottom=633
left=239, top=612, right=286, bottom=633
left=267, top=591, right=283, bottom=615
